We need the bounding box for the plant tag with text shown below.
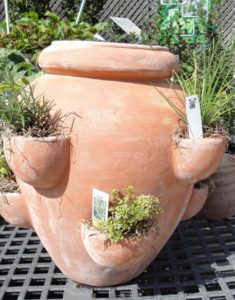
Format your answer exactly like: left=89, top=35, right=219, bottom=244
left=92, top=188, right=109, bottom=225
left=186, top=95, right=203, bottom=139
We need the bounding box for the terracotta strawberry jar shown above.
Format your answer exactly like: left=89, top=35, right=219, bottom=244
left=0, top=41, right=226, bottom=286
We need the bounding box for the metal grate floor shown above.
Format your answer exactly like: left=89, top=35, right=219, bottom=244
left=1, top=217, right=235, bottom=300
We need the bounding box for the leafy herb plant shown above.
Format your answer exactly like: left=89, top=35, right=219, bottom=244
left=94, top=186, right=162, bottom=243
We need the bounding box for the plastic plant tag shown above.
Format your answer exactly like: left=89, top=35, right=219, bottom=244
left=110, top=17, right=141, bottom=38
left=92, top=188, right=109, bottom=226
left=186, top=95, right=203, bottom=139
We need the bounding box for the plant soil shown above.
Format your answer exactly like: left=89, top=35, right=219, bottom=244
left=0, top=174, right=19, bottom=194
left=173, top=122, right=228, bottom=143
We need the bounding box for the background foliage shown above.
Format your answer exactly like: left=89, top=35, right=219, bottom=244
left=8, top=0, right=106, bottom=24
left=0, top=11, right=105, bottom=64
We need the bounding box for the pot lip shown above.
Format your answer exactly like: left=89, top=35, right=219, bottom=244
left=51, top=40, right=169, bottom=51
left=177, top=136, right=227, bottom=144
left=0, top=192, right=21, bottom=197
left=82, top=222, right=158, bottom=244
left=179, top=136, right=227, bottom=141
left=3, top=134, right=69, bottom=143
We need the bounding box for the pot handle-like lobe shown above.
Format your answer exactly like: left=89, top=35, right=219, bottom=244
left=81, top=223, right=158, bottom=268
left=0, top=193, right=31, bottom=228
left=172, top=137, right=227, bottom=184
left=182, top=184, right=209, bottom=220
left=3, top=136, right=70, bottom=189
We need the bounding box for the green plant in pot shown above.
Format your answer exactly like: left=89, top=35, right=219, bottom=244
left=156, top=40, right=234, bottom=220
left=0, top=70, right=71, bottom=190
left=93, top=186, right=162, bottom=243
left=0, top=71, right=62, bottom=137
left=177, top=41, right=235, bottom=136
left=157, top=39, right=235, bottom=137
left=82, top=186, right=162, bottom=268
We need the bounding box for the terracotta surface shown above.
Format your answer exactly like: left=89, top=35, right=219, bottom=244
left=198, top=154, right=235, bottom=220
left=3, top=136, right=70, bottom=189
left=0, top=193, right=31, bottom=228
left=0, top=41, right=227, bottom=286
left=82, top=223, right=159, bottom=268
left=172, top=137, right=226, bottom=184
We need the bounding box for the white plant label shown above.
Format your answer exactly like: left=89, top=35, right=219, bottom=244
left=186, top=95, right=203, bottom=139
left=92, top=188, right=109, bottom=225
left=110, top=17, right=141, bottom=38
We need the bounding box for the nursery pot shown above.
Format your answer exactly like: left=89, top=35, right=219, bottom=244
left=0, top=41, right=227, bottom=286
left=197, top=153, right=235, bottom=220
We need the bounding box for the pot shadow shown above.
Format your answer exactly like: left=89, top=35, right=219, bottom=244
left=35, top=162, right=70, bottom=200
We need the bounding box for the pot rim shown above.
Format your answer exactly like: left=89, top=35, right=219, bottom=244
left=51, top=40, right=169, bottom=51
left=3, top=135, right=69, bottom=143
left=0, top=192, right=21, bottom=198
left=82, top=222, right=158, bottom=244
left=178, top=136, right=227, bottom=141
left=176, top=136, right=227, bottom=146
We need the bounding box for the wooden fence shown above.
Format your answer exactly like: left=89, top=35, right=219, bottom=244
left=99, top=0, right=156, bottom=28
left=218, top=0, right=235, bottom=45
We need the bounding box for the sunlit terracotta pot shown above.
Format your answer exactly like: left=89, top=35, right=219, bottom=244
left=197, top=153, right=235, bottom=220
left=0, top=41, right=227, bottom=286
left=82, top=223, right=159, bottom=268
left=3, top=136, right=70, bottom=189
left=0, top=193, right=31, bottom=228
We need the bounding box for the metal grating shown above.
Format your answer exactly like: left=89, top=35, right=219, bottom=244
left=1, top=217, right=235, bottom=299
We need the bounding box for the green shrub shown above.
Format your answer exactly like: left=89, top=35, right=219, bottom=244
left=0, top=11, right=105, bottom=59
left=94, top=186, right=162, bottom=243
left=8, top=0, right=105, bottom=24
left=0, top=48, right=40, bottom=92
left=8, top=0, right=49, bottom=20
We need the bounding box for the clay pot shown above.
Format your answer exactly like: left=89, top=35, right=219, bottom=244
left=0, top=193, right=31, bottom=228
left=182, top=183, right=209, bottom=220
left=172, top=137, right=226, bottom=184
left=0, top=41, right=227, bottom=286
left=82, top=223, right=159, bottom=268
left=3, top=136, right=70, bottom=189
left=197, top=154, right=235, bottom=220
